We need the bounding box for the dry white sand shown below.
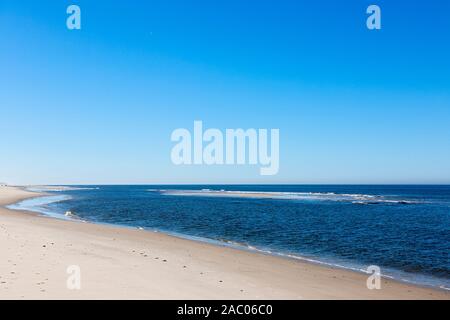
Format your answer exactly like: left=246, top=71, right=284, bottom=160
left=0, top=186, right=448, bottom=300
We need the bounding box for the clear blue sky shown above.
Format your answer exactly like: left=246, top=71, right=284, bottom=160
left=1, top=0, right=449, bottom=184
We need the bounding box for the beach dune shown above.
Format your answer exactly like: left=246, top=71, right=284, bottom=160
left=0, top=186, right=448, bottom=299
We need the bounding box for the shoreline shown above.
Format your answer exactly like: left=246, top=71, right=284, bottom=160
left=0, top=186, right=448, bottom=299
left=8, top=187, right=449, bottom=292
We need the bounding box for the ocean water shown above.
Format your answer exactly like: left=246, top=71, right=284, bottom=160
left=8, top=185, right=450, bottom=290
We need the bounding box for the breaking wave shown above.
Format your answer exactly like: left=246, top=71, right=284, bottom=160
left=149, top=189, right=420, bottom=205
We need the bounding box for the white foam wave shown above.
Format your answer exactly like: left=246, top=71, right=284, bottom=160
left=149, top=189, right=419, bottom=205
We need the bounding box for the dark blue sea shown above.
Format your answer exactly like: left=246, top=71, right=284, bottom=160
left=8, top=185, right=450, bottom=290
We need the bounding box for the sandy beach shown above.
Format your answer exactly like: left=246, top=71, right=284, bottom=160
left=0, top=186, right=448, bottom=300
